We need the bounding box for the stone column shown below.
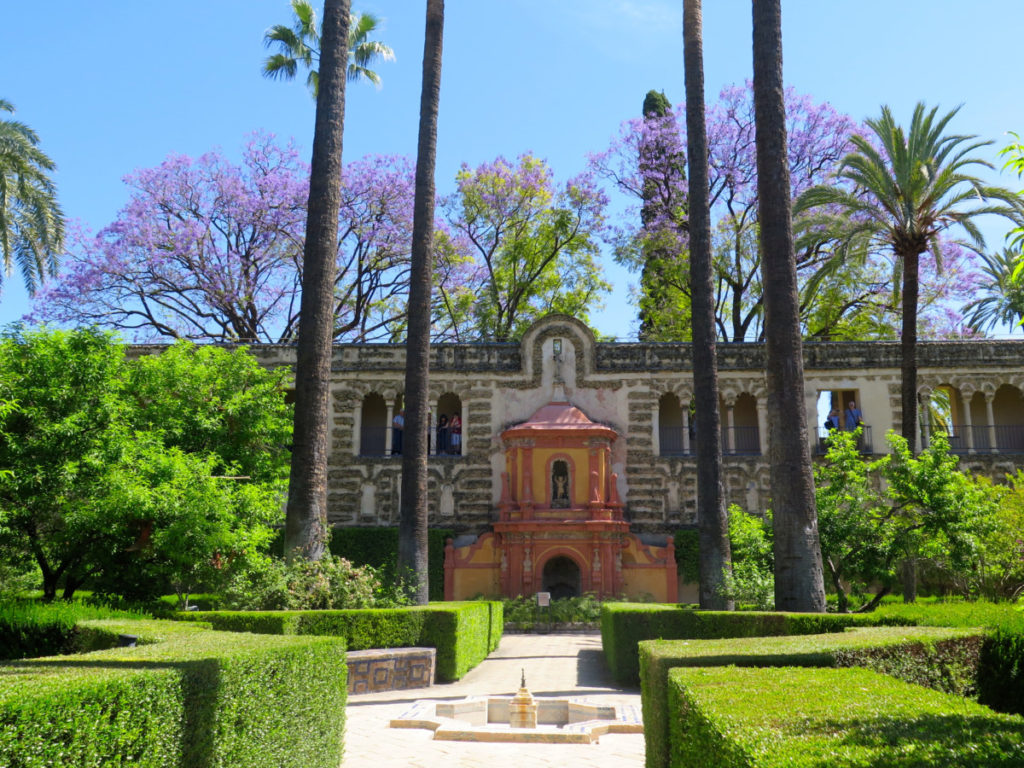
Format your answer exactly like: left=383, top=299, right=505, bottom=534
left=962, top=390, right=975, bottom=453
left=352, top=400, right=361, bottom=457
left=652, top=401, right=661, bottom=456
left=461, top=400, right=468, bottom=456
left=724, top=396, right=735, bottom=455
left=428, top=404, right=436, bottom=456
left=385, top=401, right=394, bottom=455
left=756, top=396, right=768, bottom=456
left=920, top=391, right=931, bottom=449
left=521, top=443, right=535, bottom=513
left=986, top=393, right=998, bottom=453
left=681, top=403, right=691, bottom=454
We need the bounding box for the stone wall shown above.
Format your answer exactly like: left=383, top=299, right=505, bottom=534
left=130, top=316, right=1024, bottom=537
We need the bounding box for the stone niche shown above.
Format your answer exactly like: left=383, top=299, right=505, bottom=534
left=444, top=399, right=677, bottom=602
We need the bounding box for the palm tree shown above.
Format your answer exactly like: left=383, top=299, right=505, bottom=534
left=683, top=0, right=732, bottom=610
left=796, top=104, right=1024, bottom=450
left=283, top=0, right=351, bottom=560
left=752, top=0, right=826, bottom=612
left=398, top=0, right=445, bottom=604
left=263, top=0, right=395, bottom=98
left=0, top=100, right=64, bottom=296
left=964, top=248, right=1024, bottom=334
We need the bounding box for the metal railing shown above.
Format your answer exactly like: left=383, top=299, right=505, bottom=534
left=358, top=425, right=463, bottom=457
left=659, top=425, right=762, bottom=456
left=933, top=424, right=1024, bottom=454
left=814, top=425, right=874, bottom=455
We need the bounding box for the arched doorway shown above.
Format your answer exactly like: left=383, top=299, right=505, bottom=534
left=542, top=556, right=581, bottom=600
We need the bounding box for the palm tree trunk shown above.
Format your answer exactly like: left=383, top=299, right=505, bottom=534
left=284, top=0, right=351, bottom=561
left=398, top=0, right=444, bottom=605
left=751, top=0, right=826, bottom=612
left=684, top=0, right=732, bottom=610
left=900, top=249, right=920, bottom=451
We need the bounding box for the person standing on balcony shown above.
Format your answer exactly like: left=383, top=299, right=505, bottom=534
left=825, top=409, right=840, bottom=431
left=436, top=413, right=449, bottom=454
left=392, top=409, right=405, bottom=455
left=449, top=412, right=462, bottom=455
left=844, top=401, right=863, bottom=431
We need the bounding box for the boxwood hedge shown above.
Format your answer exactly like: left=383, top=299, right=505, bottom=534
left=667, top=666, right=1024, bottom=768
left=641, top=626, right=987, bottom=768
left=0, top=619, right=347, bottom=768
left=600, top=602, right=893, bottom=685
left=0, top=601, right=149, bottom=661
left=180, top=600, right=502, bottom=682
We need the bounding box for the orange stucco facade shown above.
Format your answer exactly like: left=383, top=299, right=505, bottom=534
left=444, top=400, right=677, bottom=602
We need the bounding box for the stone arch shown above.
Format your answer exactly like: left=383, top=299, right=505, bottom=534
left=520, top=314, right=597, bottom=385
left=540, top=552, right=583, bottom=600
left=993, top=384, right=1024, bottom=452
left=435, top=391, right=463, bottom=455
left=359, top=393, right=387, bottom=456
left=922, top=382, right=965, bottom=450
left=732, top=392, right=760, bottom=455
left=658, top=392, right=686, bottom=456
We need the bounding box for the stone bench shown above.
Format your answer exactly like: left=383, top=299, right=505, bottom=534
left=346, top=647, right=436, bottom=694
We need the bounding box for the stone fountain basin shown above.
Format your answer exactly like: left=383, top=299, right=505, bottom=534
left=390, top=695, right=643, bottom=744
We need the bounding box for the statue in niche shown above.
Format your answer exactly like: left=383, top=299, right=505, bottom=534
left=551, top=460, right=570, bottom=508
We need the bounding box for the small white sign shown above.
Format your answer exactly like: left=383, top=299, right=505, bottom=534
left=536, top=591, right=551, bottom=607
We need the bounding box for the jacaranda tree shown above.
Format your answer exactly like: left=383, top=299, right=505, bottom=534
left=592, top=82, right=860, bottom=341
left=32, top=136, right=465, bottom=343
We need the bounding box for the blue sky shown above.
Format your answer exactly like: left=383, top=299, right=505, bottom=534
left=2, top=0, right=1022, bottom=339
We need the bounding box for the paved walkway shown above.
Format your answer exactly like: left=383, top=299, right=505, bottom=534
left=343, top=631, right=644, bottom=768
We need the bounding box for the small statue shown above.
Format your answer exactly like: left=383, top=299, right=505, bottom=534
left=521, top=668, right=526, bottom=689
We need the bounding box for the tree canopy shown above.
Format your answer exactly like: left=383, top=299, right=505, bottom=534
left=0, top=100, right=64, bottom=297
left=0, top=328, right=291, bottom=602
left=262, top=1, right=395, bottom=96
left=442, top=154, right=609, bottom=342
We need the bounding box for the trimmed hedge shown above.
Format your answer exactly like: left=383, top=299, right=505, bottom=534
left=667, top=666, right=1024, bottom=768
left=641, top=626, right=986, bottom=768
left=180, top=600, right=502, bottom=682
left=0, top=619, right=347, bottom=768
left=872, top=599, right=1024, bottom=714
left=873, top=599, right=1024, bottom=633
left=0, top=601, right=150, bottom=660
left=979, top=629, right=1024, bottom=716
left=600, top=602, right=892, bottom=685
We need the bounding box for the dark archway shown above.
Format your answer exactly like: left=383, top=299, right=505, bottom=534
left=542, top=555, right=581, bottom=600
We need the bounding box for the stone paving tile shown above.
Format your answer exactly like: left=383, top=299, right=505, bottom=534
left=343, top=631, right=644, bottom=768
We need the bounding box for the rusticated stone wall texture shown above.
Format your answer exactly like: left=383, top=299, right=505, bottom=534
left=131, top=315, right=1024, bottom=538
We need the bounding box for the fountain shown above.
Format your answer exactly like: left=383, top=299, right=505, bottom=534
left=389, top=670, right=642, bottom=744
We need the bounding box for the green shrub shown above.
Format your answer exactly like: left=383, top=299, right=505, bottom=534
left=502, top=592, right=627, bottom=626
left=270, top=526, right=453, bottom=601
left=600, top=602, right=886, bottom=686
left=667, top=666, right=1024, bottom=768
left=0, top=601, right=149, bottom=660
left=0, top=619, right=347, bottom=768
left=222, top=554, right=387, bottom=610
left=673, top=528, right=699, bottom=584
left=641, top=626, right=985, bottom=768
left=182, top=601, right=502, bottom=682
